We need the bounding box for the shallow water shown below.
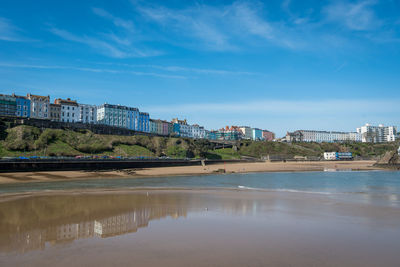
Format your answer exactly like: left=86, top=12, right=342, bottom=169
left=0, top=171, right=400, bottom=266
left=1, top=171, right=400, bottom=206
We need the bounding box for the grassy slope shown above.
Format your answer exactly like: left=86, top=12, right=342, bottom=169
left=0, top=125, right=398, bottom=159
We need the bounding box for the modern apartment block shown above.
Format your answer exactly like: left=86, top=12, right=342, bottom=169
left=97, top=104, right=136, bottom=129
left=286, top=130, right=362, bottom=143
left=78, top=103, right=97, bottom=124
left=0, top=94, right=17, bottom=116
left=27, top=94, right=50, bottom=119
left=356, top=124, right=397, bottom=143
left=97, top=104, right=149, bottom=132
left=54, top=98, right=80, bottom=123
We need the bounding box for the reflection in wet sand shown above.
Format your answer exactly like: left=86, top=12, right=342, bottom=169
left=1, top=190, right=400, bottom=267
left=0, top=192, right=189, bottom=253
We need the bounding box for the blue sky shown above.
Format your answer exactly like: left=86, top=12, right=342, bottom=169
left=0, top=0, right=399, bottom=136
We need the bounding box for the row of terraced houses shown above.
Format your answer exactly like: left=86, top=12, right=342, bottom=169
left=0, top=93, right=275, bottom=141
left=2, top=93, right=397, bottom=143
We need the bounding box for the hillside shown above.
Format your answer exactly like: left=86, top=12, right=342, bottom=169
left=0, top=125, right=398, bottom=160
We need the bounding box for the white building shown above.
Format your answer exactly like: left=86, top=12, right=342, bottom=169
left=191, top=124, right=206, bottom=139
left=27, top=94, right=50, bottom=119
left=286, top=130, right=361, bottom=143
left=78, top=103, right=97, bottom=124
left=97, top=104, right=144, bottom=130
left=324, top=152, right=337, bottom=160
left=356, top=124, right=397, bottom=143
left=55, top=98, right=80, bottom=123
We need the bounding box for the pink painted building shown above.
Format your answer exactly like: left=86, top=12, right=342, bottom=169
left=262, top=130, right=275, bottom=141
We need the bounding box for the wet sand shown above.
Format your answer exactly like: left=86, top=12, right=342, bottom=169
left=0, top=160, right=380, bottom=184
left=0, top=189, right=399, bottom=266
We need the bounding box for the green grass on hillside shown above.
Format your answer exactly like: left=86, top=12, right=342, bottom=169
left=104, top=144, right=155, bottom=157
left=0, top=123, right=398, bottom=159
left=212, top=148, right=241, bottom=160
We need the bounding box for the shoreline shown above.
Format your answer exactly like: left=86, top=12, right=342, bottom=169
left=0, top=160, right=383, bottom=185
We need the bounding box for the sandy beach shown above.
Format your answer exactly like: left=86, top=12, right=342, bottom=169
left=0, top=160, right=380, bottom=184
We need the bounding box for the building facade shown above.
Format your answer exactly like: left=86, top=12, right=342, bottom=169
left=172, top=118, right=190, bottom=137
left=0, top=94, right=17, bottom=116
left=206, top=131, right=217, bottom=140
left=252, top=128, right=263, bottom=141
left=239, top=126, right=252, bottom=139
left=97, top=104, right=147, bottom=131
left=27, top=94, right=50, bottom=119
left=12, top=94, right=30, bottom=117
left=138, top=112, right=149, bottom=132
left=324, top=152, right=353, bottom=160
left=216, top=126, right=242, bottom=141
left=55, top=98, right=80, bottom=123
left=262, top=130, right=275, bottom=141
left=49, top=103, right=61, bottom=122
left=149, top=119, right=158, bottom=134
left=78, top=104, right=97, bottom=124
left=286, top=130, right=361, bottom=143
left=356, top=124, right=397, bottom=143
left=190, top=124, right=206, bottom=139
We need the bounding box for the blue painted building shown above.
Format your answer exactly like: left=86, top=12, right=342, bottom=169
left=206, top=131, right=217, bottom=140
left=252, top=128, right=263, bottom=141
left=173, top=123, right=181, bottom=136
left=138, top=112, right=149, bottom=132
left=12, top=94, right=31, bottom=117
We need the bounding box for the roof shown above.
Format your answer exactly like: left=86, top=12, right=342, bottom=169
left=54, top=98, right=79, bottom=106
left=27, top=93, right=50, bottom=100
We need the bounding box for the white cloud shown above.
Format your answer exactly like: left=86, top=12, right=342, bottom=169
left=0, top=17, right=30, bottom=42
left=86, top=61, right=262, bottom=76
left=136, top=1, right=311, bottom=51
left=0, top=62, right=185, bottom=79
left=49, top=27, right=159, bottom=58
left=324, top=0, right=380, bottom=31
left=92, top=7, right=135, bottom=32
left=137, top=5, right=232, bottom=51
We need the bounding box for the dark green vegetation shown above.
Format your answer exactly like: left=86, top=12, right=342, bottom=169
left=0, top=125, right=398, bottom=160
left=238, top=140, right=399, bottom=159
